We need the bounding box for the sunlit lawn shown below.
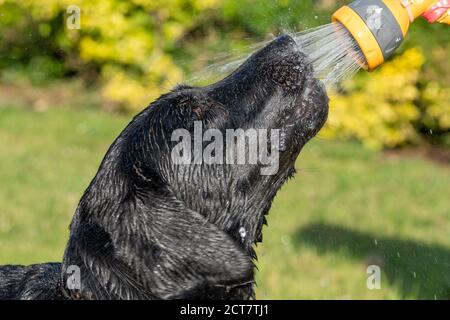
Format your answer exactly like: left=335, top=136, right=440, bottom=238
left=0, top=106, right=449, bottom=299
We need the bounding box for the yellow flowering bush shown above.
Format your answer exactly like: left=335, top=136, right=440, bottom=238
left=321, top=48, right=442, bottom=149
left=422, top=82, right=450, bottom=132
left=2, top=0, right=220, bottom=111
left=79, top=0, right=218, bottom=110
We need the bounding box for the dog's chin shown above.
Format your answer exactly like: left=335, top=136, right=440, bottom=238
left=252, top=54, right=328, bottom=162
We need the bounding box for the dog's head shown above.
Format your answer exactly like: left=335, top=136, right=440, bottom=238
left=63, top=35, right=329, bottom=300
left=128, top=34, right=328, bottom=244
left=206, top=34, right=329, bottom=150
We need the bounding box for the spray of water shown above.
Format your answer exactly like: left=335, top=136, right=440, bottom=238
left=191, top=22, right=366, bottom=88
left=292, top=22, right=366, bottom=86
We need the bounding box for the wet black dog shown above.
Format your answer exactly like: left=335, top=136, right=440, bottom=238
left=0, top=35, right=328, bottom=299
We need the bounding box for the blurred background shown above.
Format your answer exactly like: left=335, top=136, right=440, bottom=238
left=0, top=0, right=448, bottom=299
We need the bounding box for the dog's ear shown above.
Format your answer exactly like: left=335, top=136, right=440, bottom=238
left=68, top=196, right=254, bottom=299
left=110, top=196, right=254, bottom=299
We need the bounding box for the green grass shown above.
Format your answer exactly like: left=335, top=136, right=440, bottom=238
left=0, top=106, right=449, bottom=299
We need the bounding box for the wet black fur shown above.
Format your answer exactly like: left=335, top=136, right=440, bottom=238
left=0, top=35, right=328, bottom=300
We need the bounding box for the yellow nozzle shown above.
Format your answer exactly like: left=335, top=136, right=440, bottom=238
left=332, top=6, right=384, bottom=70
left=332, top=0, right=444, bottom=71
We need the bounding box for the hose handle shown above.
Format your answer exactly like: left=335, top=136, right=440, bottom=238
left=422, top=0, right=450, bottom=24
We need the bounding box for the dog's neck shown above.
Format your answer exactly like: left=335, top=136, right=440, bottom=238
left=167, top=163, right=296, bottom=252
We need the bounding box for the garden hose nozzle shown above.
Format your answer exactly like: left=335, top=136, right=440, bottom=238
left=332, top=0, right=450, bottom=70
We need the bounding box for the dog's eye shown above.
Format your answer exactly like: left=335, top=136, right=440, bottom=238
left=192, top=106, right=203, bottom=119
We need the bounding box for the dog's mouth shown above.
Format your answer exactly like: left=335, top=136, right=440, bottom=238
left=206, top=34, right=329, bottom=160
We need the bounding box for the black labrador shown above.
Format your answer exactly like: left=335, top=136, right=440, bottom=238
left=0, top=35, right=328, bottom=299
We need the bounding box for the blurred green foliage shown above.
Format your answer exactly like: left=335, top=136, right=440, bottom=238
left=0, top=0, right=448, bottom=148
left=0, top=106, right=448, bottom=298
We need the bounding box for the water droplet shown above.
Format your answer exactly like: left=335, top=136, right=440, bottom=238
left=239, top=227, right=246, bottom=240
left=281, top=235, right=290, bottom=246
